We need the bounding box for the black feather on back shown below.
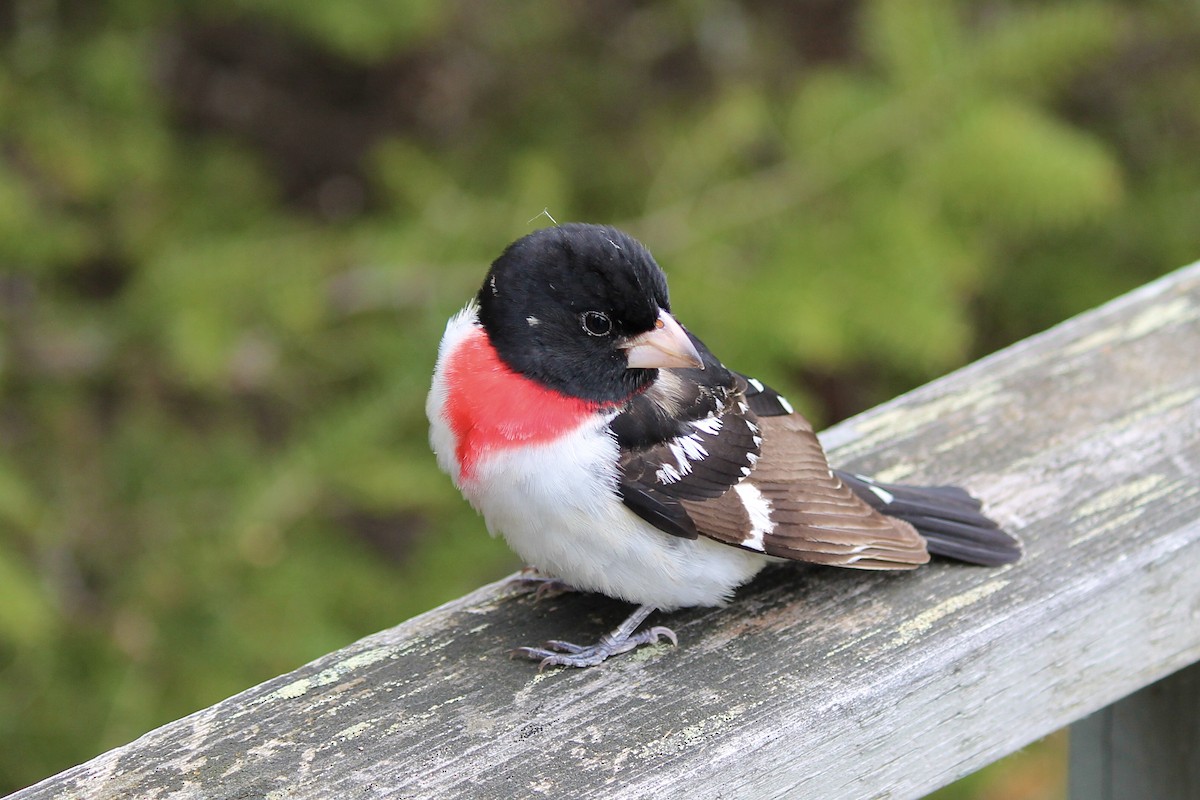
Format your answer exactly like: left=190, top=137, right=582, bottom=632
left=738, top=371, right=796, bottom=418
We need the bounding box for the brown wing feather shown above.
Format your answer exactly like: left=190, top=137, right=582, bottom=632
left=682, top=414, right=930, bottom=569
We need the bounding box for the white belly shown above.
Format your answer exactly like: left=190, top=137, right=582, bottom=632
left=433, top=410, right=767, bottom=610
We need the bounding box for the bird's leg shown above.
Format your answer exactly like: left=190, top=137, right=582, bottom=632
left=511, top=604, right=677, bottom=670
left=508, top=567, right=575, bottom=599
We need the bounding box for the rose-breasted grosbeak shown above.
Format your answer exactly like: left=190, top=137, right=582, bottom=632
left=427, top=223, right=1021, bottom=669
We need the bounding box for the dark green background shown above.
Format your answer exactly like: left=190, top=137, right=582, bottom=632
left=2, top=1, right=1198, bottom=796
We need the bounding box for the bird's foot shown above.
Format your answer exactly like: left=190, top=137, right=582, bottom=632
left=509, top=568, right=575, bottom=600
left=512, top=627, right=678, bottom=670
left=510, top=604, right=677, bottom=670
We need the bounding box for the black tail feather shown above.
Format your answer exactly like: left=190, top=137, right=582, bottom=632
left=836, top=471, right=1022, bottom=567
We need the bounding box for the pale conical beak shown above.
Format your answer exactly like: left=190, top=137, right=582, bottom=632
left=621, top=309, right=704, bottom=370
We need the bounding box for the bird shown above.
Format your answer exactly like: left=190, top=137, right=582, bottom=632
left=426, top=223, right=1021, bottom=669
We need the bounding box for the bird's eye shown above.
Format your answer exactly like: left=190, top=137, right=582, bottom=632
left=581, top=311, right=613, bottom=337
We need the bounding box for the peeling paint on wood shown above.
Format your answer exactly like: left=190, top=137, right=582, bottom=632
left=10, top=261, right=1200, bottom=800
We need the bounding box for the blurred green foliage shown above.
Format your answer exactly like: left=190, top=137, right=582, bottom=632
left=2, top=0, right=1199, bottom=795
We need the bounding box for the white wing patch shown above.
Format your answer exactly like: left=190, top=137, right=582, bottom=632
left=655, top=463, right=683, bottom=484
left=868, top=485, right=895, bottom=505
left=657, top=432, right=710, bottom=484
left=853, top=473, right=895, bottom=505
left=733, top=482, right=775, bottom=552
left=676, top=434, right=708, bottom=461
left=746, top=419, right=763, bottom=448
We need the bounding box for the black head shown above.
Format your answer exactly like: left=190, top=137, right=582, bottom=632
left=477, top=223, right=694, bottom=404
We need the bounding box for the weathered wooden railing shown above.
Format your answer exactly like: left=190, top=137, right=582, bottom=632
left=10, top=262, right=1200, bottom=800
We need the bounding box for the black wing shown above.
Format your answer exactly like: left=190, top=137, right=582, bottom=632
left=614, top=336, right=943, bottom=570
left=738, top=371, right=796, bottom=418
left=613, top=336, right=762, bottom=538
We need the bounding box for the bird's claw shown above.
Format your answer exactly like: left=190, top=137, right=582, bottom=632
left=508, top=570, right=575, bottom=600
left=643, top=626, right=679, bottom=647
left=509, top=624, right=678, bottom=670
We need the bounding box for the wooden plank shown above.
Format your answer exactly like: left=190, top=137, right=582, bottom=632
left=10, top=261, right=1200, bottom=800
left=1069, top=661, right=1200, bottom=800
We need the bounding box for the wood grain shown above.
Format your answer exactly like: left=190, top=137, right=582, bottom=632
left=11, top=261, right=1200, bottom=800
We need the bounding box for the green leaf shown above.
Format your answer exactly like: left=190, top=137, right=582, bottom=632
left=0, top=546, right=55, bottom=646
left=973, top=4, right=1122, bottom=97
left=862, top=0, right=964, bottom=86
left=927, top=100, right=1123, bottom=231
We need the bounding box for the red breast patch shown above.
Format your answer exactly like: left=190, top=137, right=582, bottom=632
left=442, top=328, right=603, bottom=481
